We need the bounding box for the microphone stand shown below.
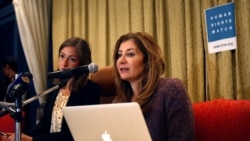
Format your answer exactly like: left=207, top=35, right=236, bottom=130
left=0, top=80, right=67, bottom=141
left=14, top=91, right=23, bottom=141
left=23, top=80, right=67, bottom=106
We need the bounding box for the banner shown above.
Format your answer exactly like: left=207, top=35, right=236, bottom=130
left=205, top=2, right=237, bottom=54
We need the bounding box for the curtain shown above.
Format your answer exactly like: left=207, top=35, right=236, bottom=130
left=52, top=0, right=250, bottom=103
left=13, top=0, right=51, bottom=103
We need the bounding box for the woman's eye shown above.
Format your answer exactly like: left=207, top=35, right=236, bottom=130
left=69, top=57, right=77, bottom=62
left=127, top=52, right=134, bottom=57
left=59, top=54, right=65, bottom=59
left=117, top=53, right=122, bottom=58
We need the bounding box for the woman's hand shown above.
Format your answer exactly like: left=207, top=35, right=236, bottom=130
left=0, top=132, right=11, bottom=141
left=0, top=132, right=10, bottom=141
left=21, top=134, right=32, bottom=141
left=1, top=133, right=32, bottom=141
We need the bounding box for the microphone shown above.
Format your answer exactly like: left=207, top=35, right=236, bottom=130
left=8, top=72, right=33, bottom=98
left=47, top=63, right=98, bottom=79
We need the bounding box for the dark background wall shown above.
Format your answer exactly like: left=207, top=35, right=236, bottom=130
left=0, top=0, right=43, bottom=129
left=0, top=0, right=29, bottom=73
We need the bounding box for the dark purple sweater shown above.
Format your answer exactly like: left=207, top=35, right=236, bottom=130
left=143, top=77, right=194, bottom=141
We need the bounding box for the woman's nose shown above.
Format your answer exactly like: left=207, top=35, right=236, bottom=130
left=118, top=55, right=126, bottom=64
left=62, top=58, right=69, bottom=67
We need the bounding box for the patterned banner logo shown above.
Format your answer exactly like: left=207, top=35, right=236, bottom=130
left=205, top=2, right=237, bottom=53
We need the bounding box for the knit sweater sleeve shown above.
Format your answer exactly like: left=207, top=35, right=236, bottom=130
left=146, top=78, right=195, bottom=141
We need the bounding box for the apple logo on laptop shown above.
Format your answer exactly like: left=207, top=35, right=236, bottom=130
left=102, top=130, right=112, bottom=141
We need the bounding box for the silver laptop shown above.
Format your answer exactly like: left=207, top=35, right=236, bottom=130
left=62, top=102, right=152, bottom=141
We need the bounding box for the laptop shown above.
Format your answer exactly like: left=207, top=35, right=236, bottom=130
left=62, top=102, right=152, bottom=141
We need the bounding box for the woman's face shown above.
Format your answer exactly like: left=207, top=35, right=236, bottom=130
left=116, top=39, right=145, bottom=83
left=59, top=46, right=80, bottom=71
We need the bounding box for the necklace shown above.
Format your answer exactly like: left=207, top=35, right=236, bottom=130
left=50, top=90, right=69, bottom=133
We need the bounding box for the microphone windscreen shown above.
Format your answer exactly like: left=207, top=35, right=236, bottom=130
left=88, top=63, right=98, bottom=73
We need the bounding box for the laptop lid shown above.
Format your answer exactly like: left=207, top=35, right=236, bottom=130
left=62, top=102, right=152, bottom=141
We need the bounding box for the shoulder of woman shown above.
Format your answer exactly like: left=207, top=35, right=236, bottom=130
left=158, top=77, right=185, bottom=88
left=155, top=77, right=187, bottom=98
